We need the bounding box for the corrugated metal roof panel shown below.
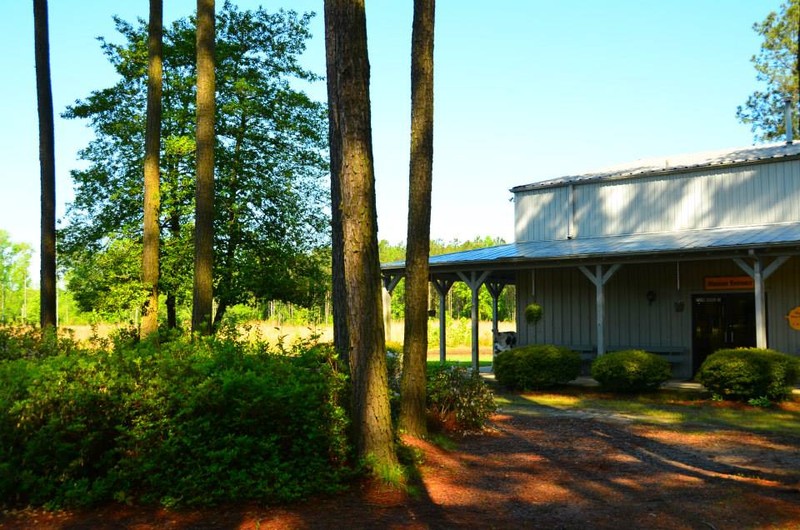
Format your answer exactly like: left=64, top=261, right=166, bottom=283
left=383, top=223, right=800, bottom=270
left=512, top=142, right=800, bottom=193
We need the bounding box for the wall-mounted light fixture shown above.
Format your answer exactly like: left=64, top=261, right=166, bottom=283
left=646, top=290, right=657, bottom=305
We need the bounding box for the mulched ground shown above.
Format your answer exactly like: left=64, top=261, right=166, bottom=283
left=3, top=404, right=800, bottom=529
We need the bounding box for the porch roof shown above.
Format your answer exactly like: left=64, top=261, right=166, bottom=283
left=381, top=222, right=800, bottom=279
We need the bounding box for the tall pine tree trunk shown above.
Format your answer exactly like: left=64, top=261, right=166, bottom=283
left=33, top=0, right=56, bottom=330
left=192, top=0, right=215, bottom=335
left=324, top=0, right=397, bottom=470
left=141, top=0, right=163, bottom=339
left=399, top=0, right=435, bottom=438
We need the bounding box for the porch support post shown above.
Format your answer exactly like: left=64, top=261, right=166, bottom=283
left=381, top=273, right=404, bottom=343
left=579, top=264, right=621, bottom=357
left=486, top=280, right=507, bottom=371
left=485, top=281, right=507, bottom=340
left=432, top=277, right=455, bottom=363
left=734, top=256, right=789, bottom=349
left=457, top=270, right=491, bottom=372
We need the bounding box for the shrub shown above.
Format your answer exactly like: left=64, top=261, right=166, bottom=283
left=591, top=349, right=671, bottom=393
left=426, top=364, right=496, bottom=431
left=0, top=332, right=352, bottom=508
left=494, top=344, right=581, bottom=390
left=697, top=348, right=800, bottom=402
left=0, top=325, right=78, bottom=361
left=385, top=343, right=403, bottom=420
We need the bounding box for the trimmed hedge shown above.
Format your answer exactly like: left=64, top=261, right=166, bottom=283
left=697, top=348, right=800, bottom=402
left=0, top=332, right=351, bottom=508
left=494, top=344, right=581, bottom=390
left=591, top=349, right=671, bottom=393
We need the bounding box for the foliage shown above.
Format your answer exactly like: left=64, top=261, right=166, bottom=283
left=0, top=230, right=34, bottom=324
left=0, top=330, right=351, bottom=508
left=60, top=2, right=330, bottom=326
left=494, top=345, right=581, bottom=391
left=736, top=0, right=800, bottom=141
left=524, top=303, right=542, bottom=324
left=697, top=348, right=800, bottom=402
left=0, top=325, right=80, bottom=361
left=385, top=352, right=495, bottom=432
left=590, top=349, right=671, bottom=393
left=426, top=364, right=496, bottom=432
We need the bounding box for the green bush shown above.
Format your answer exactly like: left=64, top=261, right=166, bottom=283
left=0, top=332, right=352, bottom=508
left=591, top=349, right=671, bottom=393
left=426, top=364, right=496, bottom=431
left=494, top=344, right=581, bottom=390
left=697, top=348, right=800, bottom=402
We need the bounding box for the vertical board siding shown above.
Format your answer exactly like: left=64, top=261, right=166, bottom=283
left=515, top=160, right=800, bottom=242
left=764, top=257, right=800, bottom=355
left=514, top=187, right=569, bottom=242
left=514, top=260, right=800, bottom=377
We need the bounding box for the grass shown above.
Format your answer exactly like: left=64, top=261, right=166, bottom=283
left=493, top=385, right=800, bottom=437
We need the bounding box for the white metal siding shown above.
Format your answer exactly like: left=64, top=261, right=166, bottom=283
left=514, top=187, right=569, bottom=242
left=515, top=160, right=800, bottom=242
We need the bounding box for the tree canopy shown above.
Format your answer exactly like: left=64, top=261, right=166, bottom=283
left=60, top=1, right=330, bottom=326
left=0, top=231, right=34, bottom=324
left=737, top=0, right=800, bottom=142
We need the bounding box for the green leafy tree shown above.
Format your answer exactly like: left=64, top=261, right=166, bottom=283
left=0, top=231, right=34, bottom=323
left=737, top=0, right=800, bottom=141
left=61, top=2, right=330, bottom=328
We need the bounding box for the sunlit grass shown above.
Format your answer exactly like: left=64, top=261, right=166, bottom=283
left=493, top=386, right=800, bottom=436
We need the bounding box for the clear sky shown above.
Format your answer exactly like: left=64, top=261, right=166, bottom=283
left=0, top=0, right=784, bottom=266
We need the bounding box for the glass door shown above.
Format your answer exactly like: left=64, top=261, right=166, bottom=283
left=691, top=293, right=756, bottom=375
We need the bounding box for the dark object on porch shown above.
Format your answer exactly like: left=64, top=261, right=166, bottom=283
left=591, top=349, right=672, bottom=393
left=494, top=345, right=581, bottom=390
left=697, top=348, right=800, bottom=402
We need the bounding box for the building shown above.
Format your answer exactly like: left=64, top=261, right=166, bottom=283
left=382, top=141, right=800, bottom=378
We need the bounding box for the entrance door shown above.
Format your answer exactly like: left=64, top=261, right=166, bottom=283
left=691, top=293, right=757, bottom=374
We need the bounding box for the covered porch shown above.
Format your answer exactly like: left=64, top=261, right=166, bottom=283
left=381, top=222, right=800, bottom=374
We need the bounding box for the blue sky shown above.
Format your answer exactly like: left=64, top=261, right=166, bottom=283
left=0, top=0, right=783, bottom=265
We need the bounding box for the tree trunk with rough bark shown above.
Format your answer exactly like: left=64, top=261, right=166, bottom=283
left=400, top=0, right=435, bottom=438
left=192, top=0, right=215, bottom=335
left=33, top=0, right=56, bottom=330
left=324, top=0, right=398, bottom=470
left=141, top=0, right=163, bottom=339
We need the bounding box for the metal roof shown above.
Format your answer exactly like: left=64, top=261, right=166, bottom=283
left=511, top=141, right=800, bottom=193
left=382, top=222, right=800, bottom=273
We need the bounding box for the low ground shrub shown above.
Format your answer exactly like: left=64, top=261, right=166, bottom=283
left=0, top=332, right=351, bottom=508
left=697, top=348, right=800, bottom=402
left=426, top=364, right=496, bottom=431
left=591, top=349, right=671, bottom=393
left=493, top=345, right=581, bottom=390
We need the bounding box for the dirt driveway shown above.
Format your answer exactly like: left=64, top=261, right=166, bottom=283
left=2, top=403, right=799, bottom=529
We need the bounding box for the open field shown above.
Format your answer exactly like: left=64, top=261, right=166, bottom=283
left=64, top=319, right=509, bottom=367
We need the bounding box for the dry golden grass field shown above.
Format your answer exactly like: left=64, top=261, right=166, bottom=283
left=63, top=319, right=507, bottom=364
